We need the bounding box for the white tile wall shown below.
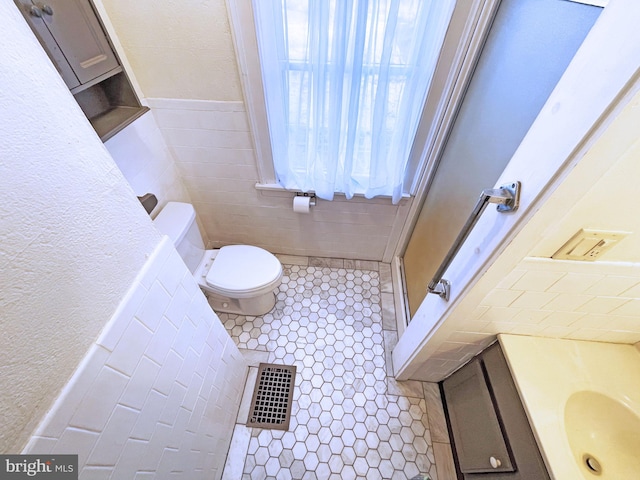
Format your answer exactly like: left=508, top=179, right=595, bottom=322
left=147, top=98, right=412, bottom=261
left=23, top=237, right=248, bottom=480
left=419, top=257, right=640, bottom=380
left=105, top=112, right=192, bottom=216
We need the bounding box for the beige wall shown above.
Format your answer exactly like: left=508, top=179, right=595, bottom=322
left=99, top=0, right=242, bottom=101
left=0, top=4, right=161, bottom=452
left=98, top=1, right=412, bottom=261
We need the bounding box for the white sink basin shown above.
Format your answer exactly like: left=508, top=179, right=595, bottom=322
left=564, top=391, right=640, bottom=479
left=498, top=335, right=640, bottom=480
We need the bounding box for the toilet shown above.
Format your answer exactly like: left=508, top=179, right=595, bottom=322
left=153, top=202, right=282, bottom=316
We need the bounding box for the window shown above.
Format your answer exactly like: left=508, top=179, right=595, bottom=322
left=252, top=0, right=455, bottom=203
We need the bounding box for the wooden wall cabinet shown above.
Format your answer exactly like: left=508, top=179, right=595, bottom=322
left=441, top=343, right=550, bottom=480
left=14, top=0, right=148, bottom=141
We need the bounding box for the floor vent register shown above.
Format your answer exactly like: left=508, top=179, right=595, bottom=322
left=246, top=363, right=296, bottom=431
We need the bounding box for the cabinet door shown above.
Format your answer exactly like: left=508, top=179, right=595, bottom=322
left=32, top=0, right=119, bottom=85
left=14, top=0, right=80, bottom=89
left=42, top=0, right=118, bottom=84
left=442, top=358, right=514, bottom=474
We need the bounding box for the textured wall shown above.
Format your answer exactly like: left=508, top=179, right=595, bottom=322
left=98, top=0, right=242, bottom=101
left=23, top=238, right=248, bottom=479
left=0, top=4, right=162, bottom=452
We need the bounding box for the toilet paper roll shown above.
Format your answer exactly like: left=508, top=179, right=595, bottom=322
left=293, top=195, right=311, bottom=214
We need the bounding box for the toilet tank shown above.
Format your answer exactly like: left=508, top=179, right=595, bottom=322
left=153, top=202, right=205, bottom=274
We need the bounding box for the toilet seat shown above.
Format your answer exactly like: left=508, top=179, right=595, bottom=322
left=203, top=245, right=282, bottom=298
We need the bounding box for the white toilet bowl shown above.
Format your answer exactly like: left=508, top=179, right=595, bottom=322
left=154, top=202, right=282, bottom=316
left=194, top=245, right=282, bottom=315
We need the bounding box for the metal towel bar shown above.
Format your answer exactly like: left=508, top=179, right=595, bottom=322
left=427, top=181, right=521, bottom=301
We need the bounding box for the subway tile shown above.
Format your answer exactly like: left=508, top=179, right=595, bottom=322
left=176, top=348, right=200, bottom=388
left=178, top=162, right=258, bottom=182
left=513, top=310, right=551, bottom=325
left=172, top=319, right=197, bottom=358
left=609, top=316, right=640, bottom=332
left=565, top=328, right=608, bottom=341
left=80, top=466, right=113, bottom=479
left=597, top=330, right=640, bottom=343
left=181, top=372, right=204, bottom=412
left=543, top=293, right=591, bottom=312
left=21, top=436, right=57, bottom=455
left=106, top=319, right=153, bottom=376
left=584, top=276, right=640, bottom=296
left=469, top=305, right=490, bottom=322
left=97, top=281, right=148, bottom=351
left=158, top=383, right=188, bottom=426
left=153, top=350, right=183, bottom=396
left=119, top=356, right=161, bottom=410
left=495, top=269, right=526, bottom=290
left=539, top=325, right=578, bottom=337
left=129, top=390, right=168, bottom=441
left=171, top=146, right=256, bottom=166
left=480, top=288, right=523, bottom=308
left=138, top=239, right=173, bottom=290
left=86, top=405, right=138, bottom=466
left=546, top=273, right=605, bottom=294
left=481, top=307, right=521, bottom=323
left=25, top=238, right=247, bottom=479
left=576, top=296, right=631, bottom=314
left=510, top=270, right=565, bottom=292
left=610, top=298, right=640, bottom=316
left=68, top=366, right=128, bottom=432
left=136, top=281, right=172, bottom=333
left=144, top=318, right=178, bottom=365
left=111, top=439, right=149, bottom=478
left=158, top=250, right=189, bottom=295
left=509, top=291, right=558, bottom=310
left=53, top=428, right=100, bottom=469
left=161, top=127, right=253, bottom=149
left=538, top=311, right=585, bottom=327
left=33, top=346, right=110, bottom=440
left=620, top=281, right=640, bottom=298
left=153, top=108, right=249, bottom=131
left=162, top=285, right=192, bottom=329
left=147, top=98, right=245, bottom=112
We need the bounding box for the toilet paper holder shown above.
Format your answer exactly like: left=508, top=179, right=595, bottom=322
left=295, top=192, right=316, bottom=206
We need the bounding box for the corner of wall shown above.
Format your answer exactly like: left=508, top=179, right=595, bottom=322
left=23, top=237, right=248, bottom=479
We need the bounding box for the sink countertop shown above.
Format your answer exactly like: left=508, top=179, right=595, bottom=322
left=498, top=334, right=640, bottom=480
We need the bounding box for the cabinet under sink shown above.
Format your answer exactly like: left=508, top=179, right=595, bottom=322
left=441, top=342, right=550, bottom=479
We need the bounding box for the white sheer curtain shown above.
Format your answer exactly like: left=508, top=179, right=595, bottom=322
left=253, top=0, right=455, bottom=203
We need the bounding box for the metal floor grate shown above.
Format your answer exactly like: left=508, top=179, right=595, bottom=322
left=247, top=363, right=296, bottom=430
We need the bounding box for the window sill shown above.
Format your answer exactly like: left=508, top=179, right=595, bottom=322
left=254, top=182, right=411, bottom=204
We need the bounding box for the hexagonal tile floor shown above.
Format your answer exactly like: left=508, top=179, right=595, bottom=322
left=219, top=261, right=439, bottom=480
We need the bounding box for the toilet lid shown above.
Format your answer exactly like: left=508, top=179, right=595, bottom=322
left=205, top=245, right=282, bottom=293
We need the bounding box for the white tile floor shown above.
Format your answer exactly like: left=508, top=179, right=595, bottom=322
left=219, top=257, right=454, bottom=480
